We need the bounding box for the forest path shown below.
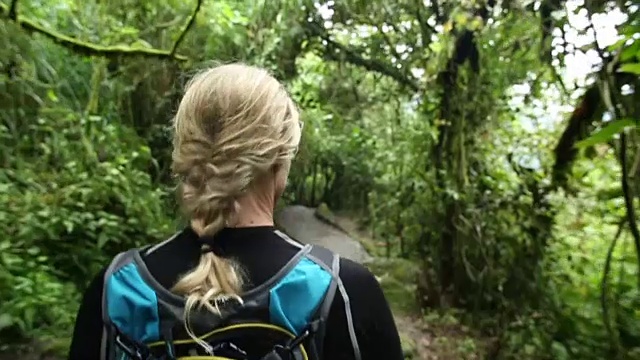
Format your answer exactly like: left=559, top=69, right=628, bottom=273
left=275, top=205, right=444, bottom=359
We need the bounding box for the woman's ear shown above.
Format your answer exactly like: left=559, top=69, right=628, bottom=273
left=273, top=161, right=290, bottom=201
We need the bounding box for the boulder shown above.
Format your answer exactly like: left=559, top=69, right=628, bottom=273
left=274, top=205, right=371, bottom=263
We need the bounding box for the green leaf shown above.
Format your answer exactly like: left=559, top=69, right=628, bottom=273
left=97, top=232, right=109, bottom=249
left=618, top=63, right=640, bottom=75
left=575, top=118, right=636, bottom=148
left=607, top=38, right=627, bottom=52
left=221, top=3, right=235, bottom=19
left=454, top=13, right=468, bottom=27
left=597, top=186, right=623, bottom=200
left=23, top=307, right=35, bottom=331
left=46, top=89, right=59, bottom=103
left=620, top=41, right=640, bottom=62
left=0, top=314, right=14, bottom=331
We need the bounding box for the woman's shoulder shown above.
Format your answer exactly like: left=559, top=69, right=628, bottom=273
left=83, top=230, right=199, bottom=295
left=324, top=257, right=403, bottom=360
left=337, top=257, right=381, bottom=294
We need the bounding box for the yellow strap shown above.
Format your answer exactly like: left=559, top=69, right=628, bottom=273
left=148, top=322, right=309, bottom=360
left=148, top=323, right=293, bottom=347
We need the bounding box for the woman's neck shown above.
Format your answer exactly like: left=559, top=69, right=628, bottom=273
left=231, top=192, right=275, bottom=228
left=231, top=216, right=274, bottom=228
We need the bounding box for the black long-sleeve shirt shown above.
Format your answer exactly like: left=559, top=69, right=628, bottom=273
left=68, top=226, right=403, bottom=360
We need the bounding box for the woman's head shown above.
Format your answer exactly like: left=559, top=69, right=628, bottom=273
left=171, top=63, right=301, bottom=235
left=169, top=63, right=301, bottom=351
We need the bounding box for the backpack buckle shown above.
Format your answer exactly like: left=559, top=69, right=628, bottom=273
left=288, top=328, right=311, bottom=349
left=212, top=342, right=248, bottom=359
left=262, top=326, right=314, bottom=360
left=115, top=334, right=152, bottom=360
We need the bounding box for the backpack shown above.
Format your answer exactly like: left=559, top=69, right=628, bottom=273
left=98, top=230, right=362, bottom=360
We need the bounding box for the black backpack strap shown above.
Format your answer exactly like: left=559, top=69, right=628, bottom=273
left=99, top=248, right=156, bottom=360
left=307, top=246, right=338, bottom=360
left=335, top=262, right=362, bottom=360
left=306, top=245, right=361, bottom=360
left=100, top=250, right=131, bottom=360
left=143, top=231, right=181, bottom=256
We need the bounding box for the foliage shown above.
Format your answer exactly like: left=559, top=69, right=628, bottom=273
left=366, top=258, right=420, bottom=315
left=0, top=5, right=175, bottom=347
left=1, top=0, right=640, bottom=359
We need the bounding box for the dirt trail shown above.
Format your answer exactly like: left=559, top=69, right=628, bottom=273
left=395, top=315, right=434, bottom=360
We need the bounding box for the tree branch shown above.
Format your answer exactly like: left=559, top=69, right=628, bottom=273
left=414, top=0, right=436, bottom=45
left=366, top=6, right=410, bottom=65
left=585, top=0, right=640, bottom=287
left=539, top=0, right=564, bottom=64
left=601, top=218, right=625, bottom=357
left=629, top=147, right=640, bottom=177
left=549, top=62, right=570, bottom=98
left=325, top=37, right=419, bottom=92
left=382, top=4, right=419, bottom=39
left=552, top=85, right=603, bottom=187
left=619, top=124, right=640, bottom=287
left=8, top=0, right=17, bottom=20
left=171, top=0, right=203, bottom=55
left=380, top=2, right=428, bottom=82
left=0, top=2, right=188, bottom=61
left=431, top=0, right=445, bottom=23
left=375, top=23, right=402, bottom=62
left=306, top=21, right=419, bottom=92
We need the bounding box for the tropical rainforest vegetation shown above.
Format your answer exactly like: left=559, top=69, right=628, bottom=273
left=1, top=0, right=640, bottom=358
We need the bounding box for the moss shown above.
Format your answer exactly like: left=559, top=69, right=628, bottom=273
left=0, top=336, right=69, bottom=360
left=39, top=336, right=70, bottom=357
left=353, top=234, right=380, bottom=257
left=399, top=332, right=418, bottom=359
left=314, top=202, right=338, bottom=226
left=365, top=258, right=420, bottom=314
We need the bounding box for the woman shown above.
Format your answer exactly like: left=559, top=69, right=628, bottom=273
left=68, top=63, right=403, bottom=360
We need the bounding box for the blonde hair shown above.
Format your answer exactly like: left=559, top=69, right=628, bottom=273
left=170, top=63, right=301, bottom=352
